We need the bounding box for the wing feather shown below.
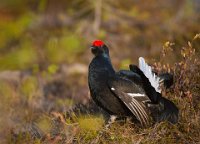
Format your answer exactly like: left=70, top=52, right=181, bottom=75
left=127, top=95, right=149, bottom=126
left=108, top=77, right=151, bottom=126
left=131, top=98, right=149, bottom=121
left=111, top=87, right=150, bottom=126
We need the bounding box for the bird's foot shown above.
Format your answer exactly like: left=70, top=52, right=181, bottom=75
left=105, top=115, right=117, bottom=129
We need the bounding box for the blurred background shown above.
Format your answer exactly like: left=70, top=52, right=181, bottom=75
left=0, top=0, right=199, bottom=143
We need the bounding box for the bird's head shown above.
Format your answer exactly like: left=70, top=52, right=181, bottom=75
left=90, top=40, right=109, bottom=56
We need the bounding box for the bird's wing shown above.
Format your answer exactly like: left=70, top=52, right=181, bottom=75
left=116, top=70, right=143, bottom=86
left=108, top=77, right=151, bottom=126
left=138, top=57, right=161, bottom=93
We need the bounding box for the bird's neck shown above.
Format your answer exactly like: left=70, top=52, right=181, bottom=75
left=101, top=53, right=110, bottom=59
left=96, top=53, right=114, bottom=70
left=88, top=54, right=115, bottom=91
left=89, top=53, right=115, bottom=78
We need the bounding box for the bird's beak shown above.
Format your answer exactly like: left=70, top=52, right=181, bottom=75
left=90, top=46, right=97, bottom=52
left=90, top=46, right=98, bottom=55
left=90, top=46, right=95, bottom=50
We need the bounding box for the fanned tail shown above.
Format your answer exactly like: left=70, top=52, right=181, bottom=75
left=139, top=57, right=161, bottom=93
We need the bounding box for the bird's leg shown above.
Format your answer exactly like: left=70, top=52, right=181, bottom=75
left=105, top=115, right=117, bottom=129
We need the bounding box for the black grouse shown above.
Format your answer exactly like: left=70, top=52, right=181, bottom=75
left=88, top=40, right=178, bottom=126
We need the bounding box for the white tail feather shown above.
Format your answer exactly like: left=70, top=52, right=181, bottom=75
left=139, top=57, right=161, bottom=93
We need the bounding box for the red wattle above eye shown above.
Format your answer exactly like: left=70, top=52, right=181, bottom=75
left=92, top=40, right=104, bottom=47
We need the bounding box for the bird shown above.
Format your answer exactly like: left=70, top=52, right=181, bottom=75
left=88, top=40, right=178, bottom=126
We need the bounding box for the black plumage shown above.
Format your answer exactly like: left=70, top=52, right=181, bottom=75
left=88, top=40, right=178, bottom=126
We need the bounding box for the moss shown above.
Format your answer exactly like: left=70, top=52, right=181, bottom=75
left=20, top=76, right=38, bottom=100
left=78, top=115, right=104, bottom=132
left=36, top=115, right=52, bottom=134
left=77, top=115, right=104, bottom=141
